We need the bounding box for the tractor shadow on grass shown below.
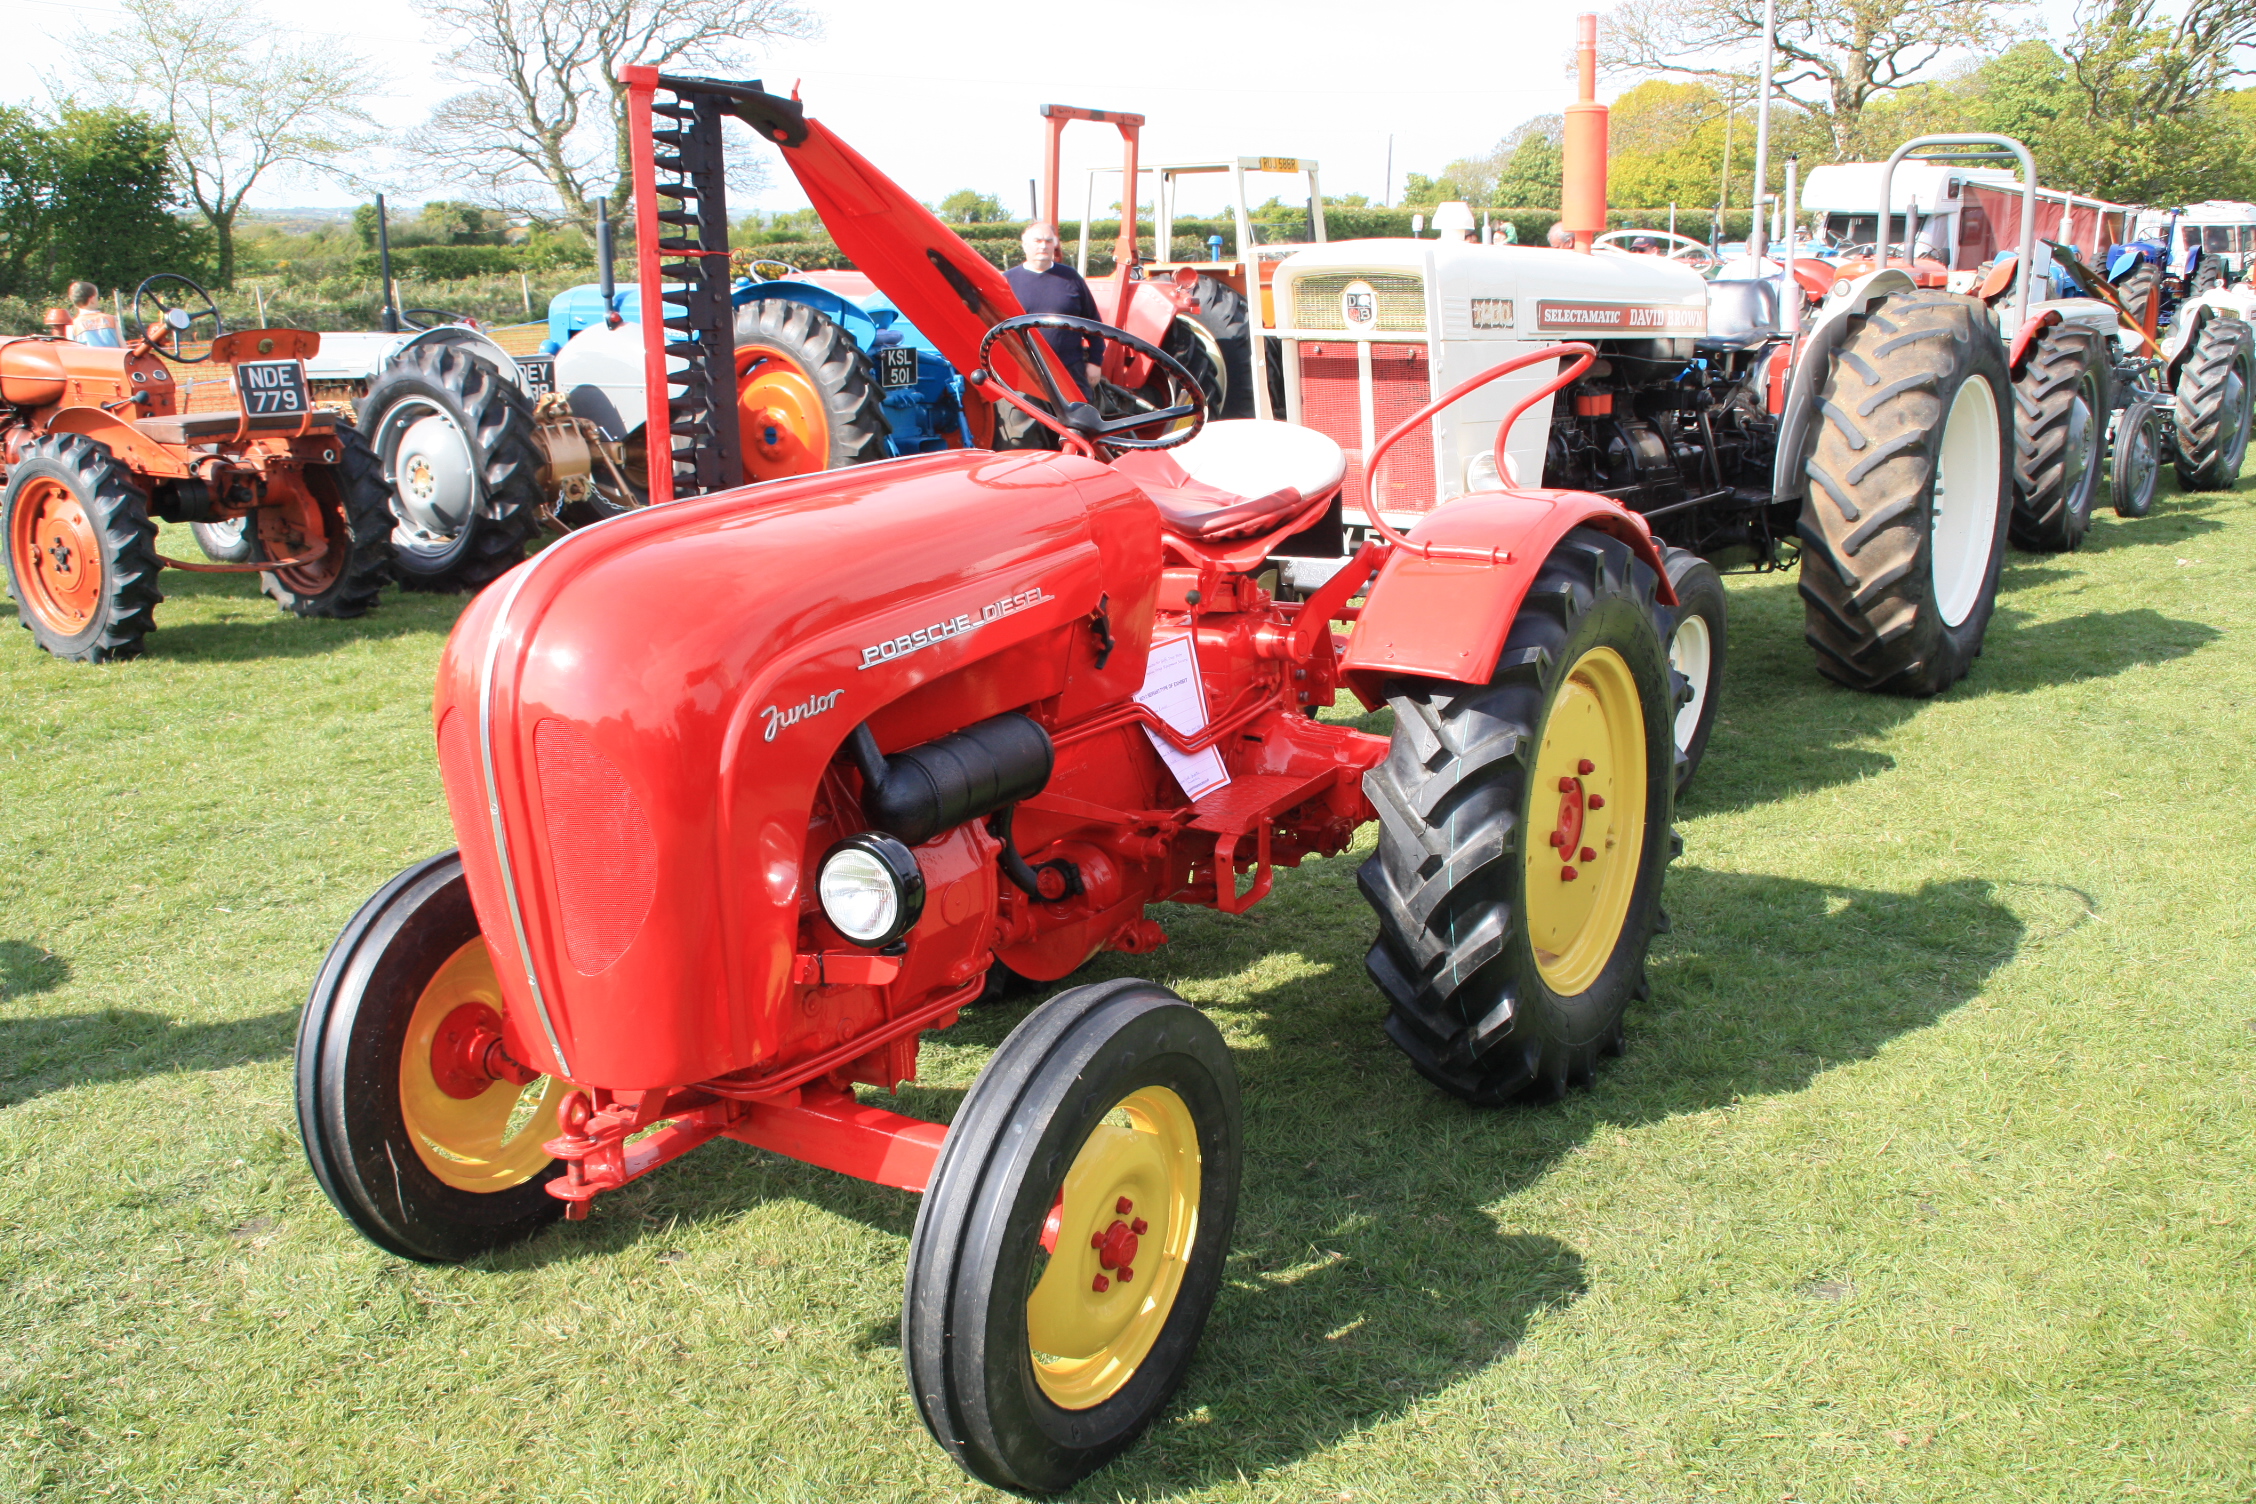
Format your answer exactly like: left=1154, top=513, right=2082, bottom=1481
left=0, top=584, right=464, bottom=666
left=1686, top=580, right=2218, bottom=819
left=0, top=1002, right=297, bottom=1109
left=492, top=852, right=2024, bottom=1497
left=2077, top=489, right=2232, bottom=553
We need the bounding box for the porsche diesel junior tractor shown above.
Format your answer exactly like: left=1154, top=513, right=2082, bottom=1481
left=3, top=274, right=391, bottom=663
left=297, top=71, right=1686, bottom=1494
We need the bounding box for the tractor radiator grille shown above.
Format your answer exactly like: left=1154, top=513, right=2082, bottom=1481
left=436, top=708, right=525, bottom=986
left=1289, top=273, right=1426, bottom=332
left=1295, top=343, right=1438, bottom=517
left=534, top=718, right=658, bottom=976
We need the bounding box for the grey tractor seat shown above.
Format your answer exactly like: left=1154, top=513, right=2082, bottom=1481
left=1699, top=279, right=1781, bottom=351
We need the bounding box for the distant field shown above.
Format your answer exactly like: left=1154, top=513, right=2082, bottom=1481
left=1, top=464, right=2251, bottom=1500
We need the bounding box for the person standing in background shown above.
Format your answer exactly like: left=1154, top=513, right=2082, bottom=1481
left=1004, top=223, right=1103, bottom=393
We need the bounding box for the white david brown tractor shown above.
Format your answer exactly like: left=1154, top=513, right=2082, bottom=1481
left=1266, top=17, right=2017, bottom=792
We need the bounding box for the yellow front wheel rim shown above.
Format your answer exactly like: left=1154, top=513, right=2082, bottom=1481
left=1523, top=645, right=1648, bottom=995
left=398, top=938, right=566, bottom=1192
left=1024, top=1086, right=1202, bottom=1409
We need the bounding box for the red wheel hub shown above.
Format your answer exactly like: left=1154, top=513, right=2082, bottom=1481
left=1549, top=759, right=1602, bottom=883
left=428, top=1001, right=539, bottom=1099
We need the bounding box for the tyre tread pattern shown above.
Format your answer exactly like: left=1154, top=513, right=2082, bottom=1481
left=2009, top=321, right=2108, bottom=551
left=361, top=343, right=544, bottom=593
left=4, top=433, right=163, bottom=662
left=2172, top=313, right=2253, bottom=490
left=732, top=298, right=891, bottom=467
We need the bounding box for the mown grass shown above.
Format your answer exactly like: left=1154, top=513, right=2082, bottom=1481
left=2, top=471, right=2252, bottom=1502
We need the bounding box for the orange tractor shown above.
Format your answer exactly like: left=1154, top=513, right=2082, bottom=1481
left=2, top=275, right=391, bottom=662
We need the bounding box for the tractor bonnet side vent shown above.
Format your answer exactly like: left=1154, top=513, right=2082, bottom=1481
left=1290, top=272, right=1427, bottom=332
left=534, top=718, right=660, bottom=976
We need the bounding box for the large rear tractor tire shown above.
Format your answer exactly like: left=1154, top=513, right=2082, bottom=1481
left=2, top=433, right=163, bottom=663
left=2172, top=313, right=2255, bottom=490
left=1660, top=546, right=1725, bottom=793
left=732, top=298, right=890, bottom=481
left=258, top=423, right=394, bottom=618
left=904, top=979, right=1241, bottom=1493
left=1797, top=290, right=2013, bottom=696
left=1360, top=527, right=1680, bottom=1106
left=2191, top=256, right=2225, bottom=297
left=360, top=343, right=545, bottom=593
left=2010, top=320, right=2111, bottom=551
left=296, top=850, right=569, bottom=1263
left=2117, top=263, right=2161, bottom=335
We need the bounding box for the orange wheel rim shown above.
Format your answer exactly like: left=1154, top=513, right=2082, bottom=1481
left=266, top=478, right=345, bottom=595
left=8, top=476, right=104, bottom=633
left=736, top=348, right=831, bottom=481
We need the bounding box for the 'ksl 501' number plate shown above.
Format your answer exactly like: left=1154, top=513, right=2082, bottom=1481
left=235, top=358, right=310, bottom=418
left=876, top=345, right=918, bottom=390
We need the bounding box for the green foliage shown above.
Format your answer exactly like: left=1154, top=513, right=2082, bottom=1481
left=935, top=189, right=1007, bottom=225
left=0, top=103, right=204, bottom=300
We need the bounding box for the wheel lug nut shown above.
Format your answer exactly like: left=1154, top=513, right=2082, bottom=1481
left=1117, top=1265, right=1133, bottom=1282
left=1588, top=794, right=1604, bottom=809
left=1549, top=830, right=1565, bottom=847
left=1092, top=1275, right=1109, bottom=1292
left=1578, top=759, right=1595, bottom=775
left=1116, top=1197, right=1133, bottom=1215
left=1091, top=1232, right=1104, bottom=1249
left=1581, top=847, right=1595, bottom=862
left=1561, top=866, right=1579, bottom=881
left=1558, top=776, right=1576, bottom=792
left=1131, top=1218, right=1147, bottom=1235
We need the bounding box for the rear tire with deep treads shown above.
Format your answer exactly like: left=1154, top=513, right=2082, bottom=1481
left=732, top=297, right=890, bottom=479
left=2010, top=320, right=2110, bottom=551
left=360, top=342, right=544, bottom=593
left=2, top=433, right=162, bottom=663
left=1797, top=290, right=2012, bottom=696
left=2117, top=263, right=2160, bottom=334
left=1359, top=527, right=1680, bottom=1106
left=904, top=978, right=1241, bottom=1493
left=2172, top=313, right=2255, bottom=490
left=257, top=423, right=394, bottom=618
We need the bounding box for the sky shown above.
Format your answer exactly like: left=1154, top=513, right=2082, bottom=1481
left=3, top=0, right=2082, bottom=218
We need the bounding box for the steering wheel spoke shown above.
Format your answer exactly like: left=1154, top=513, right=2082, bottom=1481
left=1097, top=403, right=1197, bottom=435
left=131, top=273, right=223, bottom=361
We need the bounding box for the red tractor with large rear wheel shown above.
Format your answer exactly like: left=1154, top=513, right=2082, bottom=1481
left=294, top=76, right=1687, bottom=1493
left=2, top=274, right=391, bottom=662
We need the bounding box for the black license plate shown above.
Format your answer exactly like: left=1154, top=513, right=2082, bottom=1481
left=235, top=358, right=309, bottom=418
left=876, top=345, right=918, bottom=390
left=516, top=356, right=556, bottom=396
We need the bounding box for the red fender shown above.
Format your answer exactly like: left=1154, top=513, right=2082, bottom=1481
left=2008, top=306, right=2063, bottom=375
left=1339, top=492, right=1672, bottom=707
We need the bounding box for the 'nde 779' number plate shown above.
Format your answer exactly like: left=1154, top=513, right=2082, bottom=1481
left=235, top=358, right=311, bottom=418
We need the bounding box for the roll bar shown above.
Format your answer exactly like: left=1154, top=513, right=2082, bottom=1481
left=1877, top=133, right=2036, bottom=332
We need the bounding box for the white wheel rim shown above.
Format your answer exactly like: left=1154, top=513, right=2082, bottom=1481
left=1930, top=374, right=2001, bottom=629
left=1668, top=613, right=1712, bottom=753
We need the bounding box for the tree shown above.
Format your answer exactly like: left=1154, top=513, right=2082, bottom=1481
left=72, top=0, right=380, bottom=287
left=936, top=189, right=1007, bottom=224
left=1607, top=0, right=2031, bottom=155
left=408, top=0, right=818, bottom=232
left=0, top=104, right=205, bottom=298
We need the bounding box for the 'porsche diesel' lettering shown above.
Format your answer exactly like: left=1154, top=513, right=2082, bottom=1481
left=858, top=586, right=1056, bottom=669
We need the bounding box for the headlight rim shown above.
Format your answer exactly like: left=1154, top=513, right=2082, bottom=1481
left=817, top=832, right=927, bottom=949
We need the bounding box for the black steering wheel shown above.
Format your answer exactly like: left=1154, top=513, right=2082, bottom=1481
left=401, top=307, right=479, bottom=331
left=976, top=313, right=1207, bottom=452
left=132, top=273, right=223, bottom=361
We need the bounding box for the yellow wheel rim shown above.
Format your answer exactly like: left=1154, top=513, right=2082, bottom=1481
left=1523, top=645, right=1648, bottom=995
left=398, top=938, right=566, bottom=1192
left=1024, top=1085, right=1202, bottom=1410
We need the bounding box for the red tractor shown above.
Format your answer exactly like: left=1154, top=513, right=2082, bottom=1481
left=3, top=275, right=392, bottom=662
left=296, top=76, right=1686, bottom=1492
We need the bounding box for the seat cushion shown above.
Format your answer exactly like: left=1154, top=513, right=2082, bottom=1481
left=1162, top=419, right=1346, bottom=503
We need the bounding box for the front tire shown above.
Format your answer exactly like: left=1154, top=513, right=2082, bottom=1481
left=296, top=850, right=568, bottom=1263
left=2010, top=321, right=2110, bottom=551
left=2112, top=398, right=2164, bottom=518
left=904, top=979, right=1241, bottom=1494
left=189, top=516, right=257, bottom=565
left=2, top=433, right=163, bottom=663
left=2172, top=314, right=2254, bottom=490
left=361, top=343, right=545, bottom=593
left=1660, top=546, right=1725, bottom=793
left=257, top=424, right=395, bottom=618
left=1359, top=527, right=1679, bottom=1105
left=1798, top=290, right=2012, bottom=696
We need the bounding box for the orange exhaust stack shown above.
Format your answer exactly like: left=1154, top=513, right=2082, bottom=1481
left=1560, top=12, right=1608, bottom=253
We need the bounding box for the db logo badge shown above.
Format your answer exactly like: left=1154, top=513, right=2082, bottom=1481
left=1340, top=280, right=1379, bottom=332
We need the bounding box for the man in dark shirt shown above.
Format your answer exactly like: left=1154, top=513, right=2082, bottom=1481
left=1004, top=222, right=1104, bottom=393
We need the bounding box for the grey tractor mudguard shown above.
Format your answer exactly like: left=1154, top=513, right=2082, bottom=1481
left=1770, top=267, right=1921, bottom=508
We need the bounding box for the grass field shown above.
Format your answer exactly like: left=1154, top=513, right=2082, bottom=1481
left=2, top=469, right=2252, bottom=1502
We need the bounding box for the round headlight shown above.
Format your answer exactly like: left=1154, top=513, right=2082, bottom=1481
left=817, top=834, right=925, bottom=948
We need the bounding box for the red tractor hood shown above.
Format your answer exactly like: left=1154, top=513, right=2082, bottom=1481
left=727, top=86, right=1052, bottom=394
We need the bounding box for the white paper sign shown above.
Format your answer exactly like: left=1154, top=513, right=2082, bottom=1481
left=1133, top=635, right=1231, bottom=802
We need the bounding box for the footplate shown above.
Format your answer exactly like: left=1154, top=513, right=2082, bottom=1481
left=1189, top=770, right=1337, bottom=913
